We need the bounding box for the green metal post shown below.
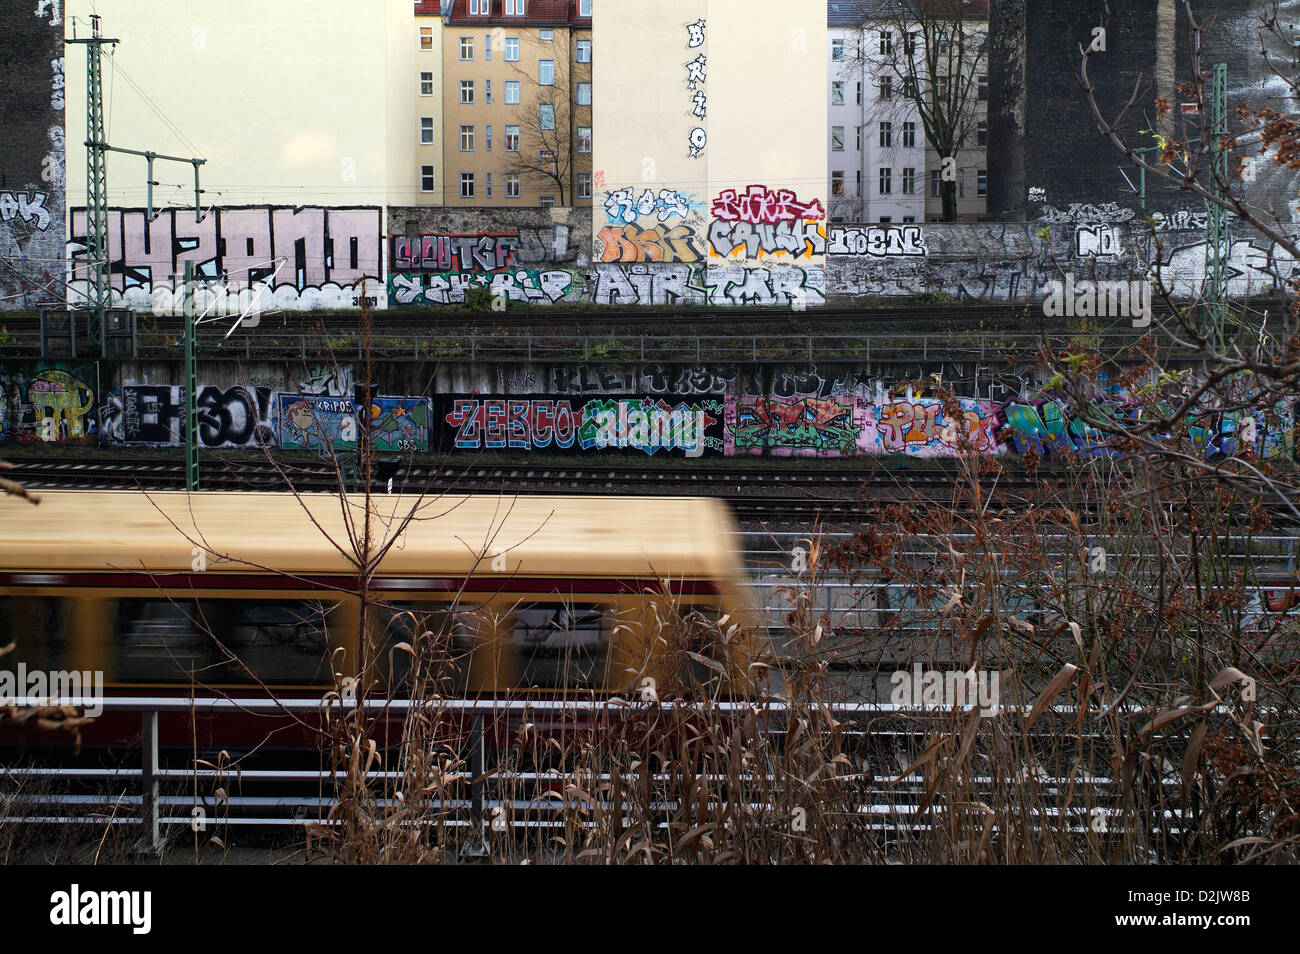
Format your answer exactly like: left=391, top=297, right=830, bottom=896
left=184, top=261, right=199, bottom=492
left=69, top=17, right=115, bottom=350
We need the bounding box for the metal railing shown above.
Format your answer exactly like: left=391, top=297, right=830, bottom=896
left=1, top=327, right=1206, bottom=364
left=2, top=694, right=1172, bottom=844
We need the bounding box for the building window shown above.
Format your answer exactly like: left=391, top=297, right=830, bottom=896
left=421, top=165, right=435, bottom=193
left=420, top=117, right=435, bottom=144
left=460, top=36, right=474, bottom=60
left=506, top=173, right=521, bottom=198
left=977, top=121, right=988, bottom=147
left=486, top=172, right=493, bottom=199
left=831, top=125, right=844, bottom=151
left=540, top=195, right=556, bottom=208
left=879, top=167, right=892, bottom=195
left=831, top=171, right=844, bottom=196
left=460, top=172, right=475, bottom=199
left=505, top=80, right=521, bottom=105
left=460, top=80, right=475, bottom=104
left=485, top=34, right=492, bottom=60
left=485, top=79, right=493, bottom=103
left=539, top=59, right=555, bottom=85
left=578, top=172, right=592, bottom=199
left=577, top=81, right=591, bottom=106
left=506, top=0, right=526, bottom=14
left=539, top=29, right=554, bottom=42
left=539, top=149, right=554, bottom=171
left=577, top=125, right=592, bottom=153
left=879, top=121, right=892, bottom=148
left=903, top=215, right=915, bottom=223
left=576, top=39, right=592, bottom=62
left=978, top=74, right=988, bottom=101
left=902, top=121, right=916, bottom=148
left=879, top=76, right=892, bottom=99
left=879, top=31, right=892, bottom=55
left=904, top=31, right=917, bottom=56
left=420, top=71, right=435, bottom=96
left=486, top=124, right=493, bottom=151
left=539, top=103, right=555, bottom=130
left=903, top=76, right=918, bottom=98
left=832, top=38, right=844, bottom=61
left=977, top=169, right=987, bottom=197
left=901, top=167, right=916, bottom=194
left=856, top=126, right=862, bottom=151
left=505, top=124, right=520, bottom=151
left=580, top=0, right=591, bottom=15
left=929, top=169, right=942, bottom=197
left=856, top=169, right=862, bottom=194
left=879, top=216, right=892, bottom=224
left=470, top=0, right=489, bottom=12
left=831, top=81, right=844, bottom=106
left=505, top=37, right=520, bottom=61
left=856, top=81, right=862, bottom=105
left=420, top=27, right=435, bottom=51
left=936, top=75, right=950, bottom=99
left=460, top=125, right=475, bottom=151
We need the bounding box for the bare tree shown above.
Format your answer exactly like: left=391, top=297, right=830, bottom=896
left=504, top=38, right=584, bottom=206
left=847, top=0, right=988, bottom=221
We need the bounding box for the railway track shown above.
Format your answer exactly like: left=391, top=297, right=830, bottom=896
left=0, top=452, right=1152, bottom=525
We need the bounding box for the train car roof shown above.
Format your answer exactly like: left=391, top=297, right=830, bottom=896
left=0, top=490, right=744, bottom=581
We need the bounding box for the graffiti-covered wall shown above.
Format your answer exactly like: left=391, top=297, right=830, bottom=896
left=68, top=206, right=385, bottom=313
left=591, top=0, right=828, bottom=308
left=0, top=1, right=65, bottom=311
left=0, top=358, right=1290, bottom=463
left=827, top=217, right=1300, bottom=302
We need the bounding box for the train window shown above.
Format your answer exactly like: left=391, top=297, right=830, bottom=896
left=508, top=603, right=609, bottom=690
left=197, top=600, right=334, bottom=685
left=0, top=596, right=72, bottom=673
left=114, top=599, right=213, bottom=683
left=114, top=598, right=335, bottom=685
left=378, top=603, right=475, bottom=694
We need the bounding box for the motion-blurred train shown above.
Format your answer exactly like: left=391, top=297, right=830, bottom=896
left=0, top=490, right=764, bottom=747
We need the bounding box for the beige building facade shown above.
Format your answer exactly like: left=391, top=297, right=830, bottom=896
left=437, top=0, right=592, bottom=208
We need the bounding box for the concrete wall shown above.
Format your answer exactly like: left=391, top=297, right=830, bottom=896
left=0, top=1, right=65, bottom=311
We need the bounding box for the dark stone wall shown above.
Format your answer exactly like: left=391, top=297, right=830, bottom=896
left=1005, top=0, right=1279, bottom=222
left=0, top=0, right=65, bottom=310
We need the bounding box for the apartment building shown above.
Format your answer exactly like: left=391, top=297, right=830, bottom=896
left=827, top=0, right=986, bottom=224
left=437, top=0, right=593, bottom=208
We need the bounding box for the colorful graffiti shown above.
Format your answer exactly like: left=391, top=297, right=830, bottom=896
left=274, top=394, right=430, bottom=452
left=598, top=224, right=702, bottom=263
left=388, top=269, right=583, bottom=307
left=602, top=188, right=696, bottom=225
left=875, top=399, right=1001, bottom=456
left=391, top=234, right=520, bottom=273
left=68, top=206, right=385, bottom=312
left=0, top=366, right=96, bottom=444
left=727, top=395, right=866, bottom=457
left=711, top=186, right=825, bottom=225
left=708, top=220, right=826, bottom=260
left=440, top=396, right=723, bottom=456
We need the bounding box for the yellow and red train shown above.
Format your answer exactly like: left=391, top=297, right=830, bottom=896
left=0, top=490, right=764, bottom=708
